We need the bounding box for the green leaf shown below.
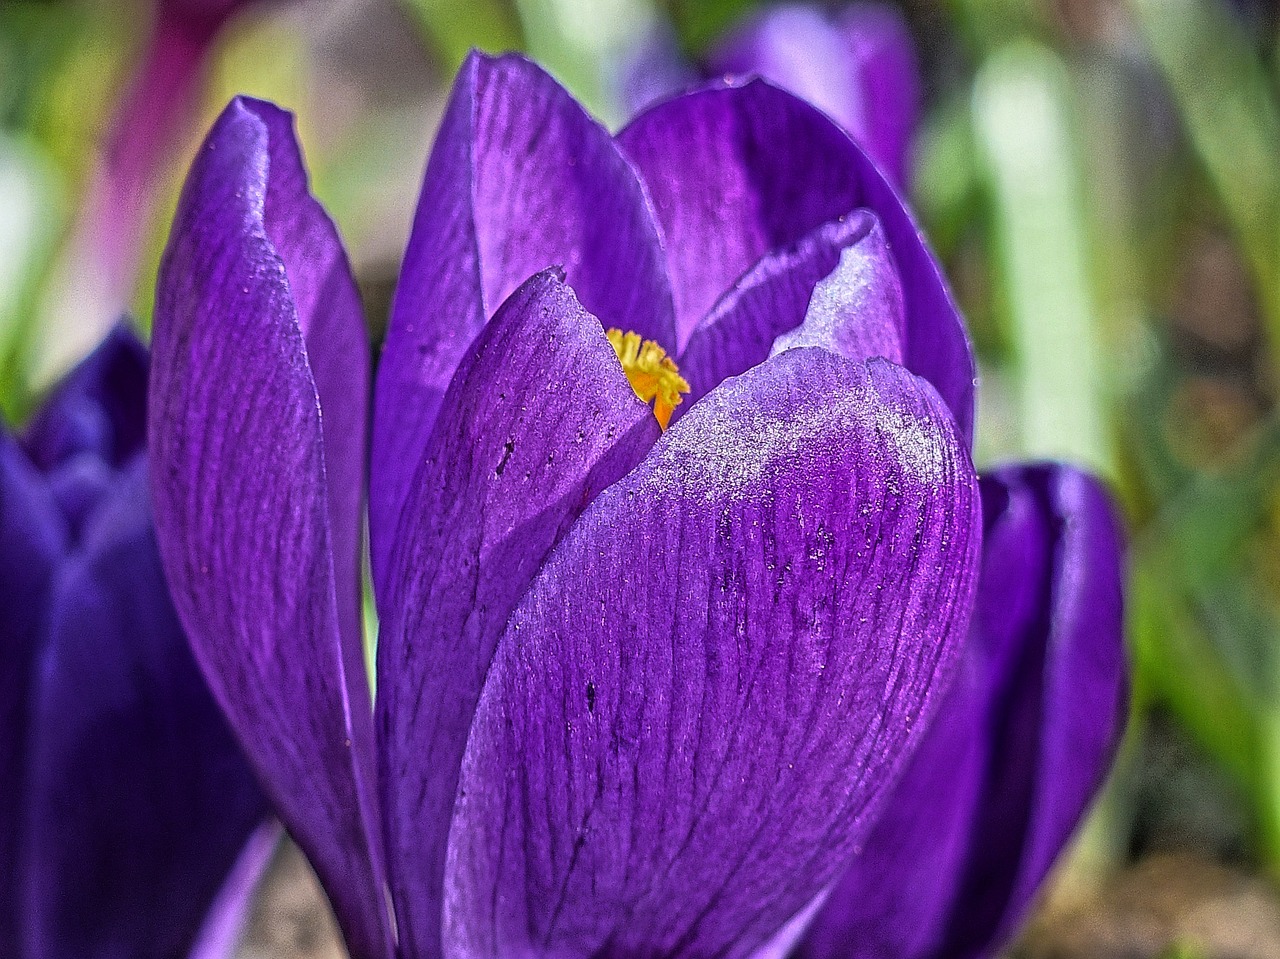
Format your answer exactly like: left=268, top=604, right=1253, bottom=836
left=1128, top=0, right=1280, bottom=359
left=972, top=42, right=1111, bottom=474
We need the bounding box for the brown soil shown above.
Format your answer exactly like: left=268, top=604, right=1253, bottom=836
left=1017, top=855, right=1280, bottom=959
left=233, top=841, right=346, bottom=959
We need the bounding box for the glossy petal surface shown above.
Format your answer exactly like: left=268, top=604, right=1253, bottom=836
left=150, top=97, right=389, bottom=959
left=769, top=212, right=904, bottom=363
left=799, top=464, right=1127, bottom=959
left=679, top=211, right=905, bottom=410
left=378, top=270, right=660, bottom=959
left=618, top=79, right=974, bottom=440
left=373, top=52, right=674, bottom=587
left=22, top=464, right=268, bottom=959
left=445, top=350, right=981, bottom=959
left=0, top=430, right=66, bottom=948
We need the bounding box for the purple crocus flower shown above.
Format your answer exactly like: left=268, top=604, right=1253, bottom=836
left=625, top=4, right=921, bottom=191
left=148, top=51, right=1124, bottom=959
left=0, top=326, right=270, bottom=959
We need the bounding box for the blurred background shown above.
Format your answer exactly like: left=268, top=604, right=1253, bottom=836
left=4, top=0, right=1280, bottom=954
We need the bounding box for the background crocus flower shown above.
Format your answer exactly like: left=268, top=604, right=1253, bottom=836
left=623, top=3, right=921, bottom=191
left=710, top=3, right=922, bottom=191
left=0, top=326, right=269, bottom=959
left=149, top=50, right=1123, bottom=959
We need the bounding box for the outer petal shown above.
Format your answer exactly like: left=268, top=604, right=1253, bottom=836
left=0, top=430, right=66, bottom=948
left=150, top=97, right=390, bottom=959
left=22, top=323, right=148, bottom=474
left=797, top=464, right=1128, bottom=959
left=253, top=99, right=371, bottom=695
left=377, top=270, right=660, bottom=959
left=372, top=52, right=675, bottom=589
left=22, top=464, right=269, bottom=959
left=677, top=210, right=905, bottom=409
left=617, top=79, right=974, bottom=441
left=444, top=349, right=982, bottom=959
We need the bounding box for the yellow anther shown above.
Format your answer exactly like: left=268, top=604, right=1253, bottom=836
left=606, top=328, right=690, bottom=430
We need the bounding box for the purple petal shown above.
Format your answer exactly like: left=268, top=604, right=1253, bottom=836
left=372, top=52, right=675, bottom=590
left=618, top=79, right=974, bottom=441
left=794, top=634, right=990, bottom=959
left=377, top=270, right=660, bottom=959
left=22, top=464, right=269, bottom=959
left=253, top=99, right=371, bottom=697
left=677, top=210, right=904, bottom=409
left=798, top=463, right=1127, bottom=959
left=770, top=213, right=905, bottom=363
left=677, top=213, right=865, bottom=406
left=22, top=323, right=148, bottom=475
left=941, top=465, right=1128, bottom=958
left=0, top=430, right=66, bottom=948
left=444, top=349, right=982, bottom=959
left=150, top=97, right=390, bottom=959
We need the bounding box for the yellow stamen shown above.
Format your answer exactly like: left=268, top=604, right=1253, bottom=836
left=606, top=328, right=690, bottom=431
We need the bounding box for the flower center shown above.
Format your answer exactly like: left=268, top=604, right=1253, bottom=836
left=606, top=328, right=690, bottom=430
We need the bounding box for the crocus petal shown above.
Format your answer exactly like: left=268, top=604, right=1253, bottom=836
left=770, top=214, right=905, bottom=363
left=0, top=430, right=66, bottom=948
left=940, top=465, right=1128, bottom=958
left=252, top=98, right=371, bottom=694
left=377, top=270, right=660, bottom=959
left=798, top=463, right=1127, bottom=959
left=22, top=323, right=148, bottom=474
left=677, top=210, right=904, bottom=408
left=22, top=463, right=269, bottom=959
left=444, top=349, right=982, bottom=959
left=150, top=97, right=390, bottom=959
left=794, top=624, right=991, bottom=959
left=372, top=51, right=675, bottom=590
left=618, top=79, right=975, bottom=441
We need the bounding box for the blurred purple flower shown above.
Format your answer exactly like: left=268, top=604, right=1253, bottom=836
left=0, top=326, right=269, bottom=959
left=148, top=52, right=1125, bottom=959
left=625, top=3, right=922, bottom=190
